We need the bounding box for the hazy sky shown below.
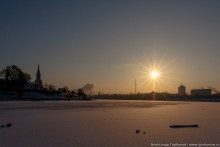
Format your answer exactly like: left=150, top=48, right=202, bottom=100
left=1, top=0, right=220, bottom=94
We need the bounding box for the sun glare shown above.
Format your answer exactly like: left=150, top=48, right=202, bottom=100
left=151, top=71, right=160, bottom=79
left=132, top=56, right=172, bottom=93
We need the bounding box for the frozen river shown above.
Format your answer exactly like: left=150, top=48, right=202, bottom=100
left=0, top=100, right=220, bottom=147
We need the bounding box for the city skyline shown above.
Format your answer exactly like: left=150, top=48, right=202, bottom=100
left=1, top=0, right=220, bottom=94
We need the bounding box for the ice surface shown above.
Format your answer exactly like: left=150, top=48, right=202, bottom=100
left=0, top=100, right=220, bottom=147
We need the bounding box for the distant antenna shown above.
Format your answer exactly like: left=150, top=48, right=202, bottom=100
left=135, top=78, right=137, bottom=94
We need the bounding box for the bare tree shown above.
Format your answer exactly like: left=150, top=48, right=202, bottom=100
left=77, top=88, right=86, bottom=97
left=0, top=65, right=31, bottom=98
left=48, top=84, right=56, bottom=93
left=63, top=86, right=69, bottom=93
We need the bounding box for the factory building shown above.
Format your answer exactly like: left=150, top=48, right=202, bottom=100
left=191, top=89, right=211, bottom=96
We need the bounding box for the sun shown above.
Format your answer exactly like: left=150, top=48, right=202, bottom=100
left=131, top=55, right=172, bottom=93
left=151, top=71, right=160, bottom=79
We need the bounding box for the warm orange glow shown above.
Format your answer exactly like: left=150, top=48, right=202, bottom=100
left=132, top=56, right=173, bottom=93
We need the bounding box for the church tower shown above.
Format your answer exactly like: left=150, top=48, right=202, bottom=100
left=35, top=64, right=43, bottom=87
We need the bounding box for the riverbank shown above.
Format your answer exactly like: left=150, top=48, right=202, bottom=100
left=1, top=91, right=220, bottom=102
left=0, top=91, right=92, bottom=101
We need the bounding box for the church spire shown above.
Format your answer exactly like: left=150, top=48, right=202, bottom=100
left=37, top=64, right=40, bottom=77
left=35, top=64, right=42, bottom=87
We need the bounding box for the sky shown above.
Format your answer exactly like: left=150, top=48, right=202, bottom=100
left=1, top=0, right=220, bottom=94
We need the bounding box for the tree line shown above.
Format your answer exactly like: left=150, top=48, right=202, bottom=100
left=0, top=65, right=91, bottom=98
left=0, top=65, right=30, bottom=97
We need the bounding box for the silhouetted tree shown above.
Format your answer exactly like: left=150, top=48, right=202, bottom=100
left=77, top=88, right=86, bottom=97
left=48, top=84, right=56, bottom=93
left=63, top=86, right=69, bottom=93
left=71, top=90, right=76, bottom=95
left=0, top=65, right=31, bottom=98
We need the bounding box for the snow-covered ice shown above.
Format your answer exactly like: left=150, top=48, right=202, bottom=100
left=0, top=100, right=220, bottom=147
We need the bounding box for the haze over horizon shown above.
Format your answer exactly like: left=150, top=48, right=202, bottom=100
left=1, top=0, right=220, bottom=94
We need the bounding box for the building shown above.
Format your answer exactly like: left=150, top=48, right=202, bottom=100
left=191, top=89, right=211, bottom=96
left=25, top=65, right=43, bottom=90
left=35, top=64, right=43, bottom=87
left=178, top=84, right=186, bottom=96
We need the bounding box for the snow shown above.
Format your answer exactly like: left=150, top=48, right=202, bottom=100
left=0, top=100, right=220, bottom=147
